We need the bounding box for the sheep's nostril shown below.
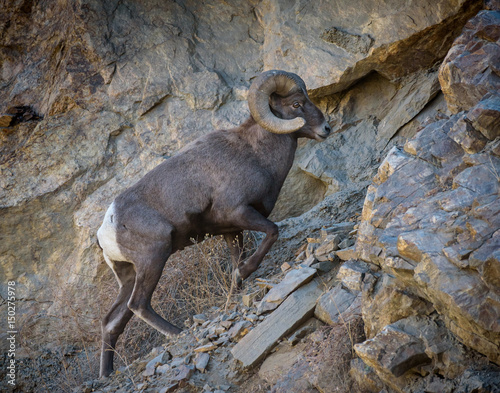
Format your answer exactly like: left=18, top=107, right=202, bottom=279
left=324, top=123, right=332, bottom=134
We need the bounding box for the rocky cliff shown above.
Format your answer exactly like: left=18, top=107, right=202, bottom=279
left=1, top=0, right=499, bottom=392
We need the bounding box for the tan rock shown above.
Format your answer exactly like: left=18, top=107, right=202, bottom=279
left=258, top=342, right=305, bottom=385
left=336, top=246, right=359, bottom=261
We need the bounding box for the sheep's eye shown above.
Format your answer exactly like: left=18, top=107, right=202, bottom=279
left=292, top=102, right=301, bottom=108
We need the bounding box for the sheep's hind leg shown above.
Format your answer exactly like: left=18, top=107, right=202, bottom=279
left=100, top=258, right=136, bottom=378
left=229, top=206, right=278, bottom=283
left=126, top=239, right=182, bottom=336
left=224, top=230, right=248, bottom=289
left=224, top=231, right=247, bottom=267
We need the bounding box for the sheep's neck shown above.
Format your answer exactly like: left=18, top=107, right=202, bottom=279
left=239, top=119, right=298, bottom=188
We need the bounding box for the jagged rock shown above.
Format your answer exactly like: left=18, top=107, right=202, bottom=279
left=228, top=320, right=252, bottom=342
left=315, top=234, right=340, bottom=256
left=193, top=314, right=208, bottom=324
left=159, top=383, right=179, bottom=393
left=310, top=260, right=335, bottom=273
left=336, top=246, right=359, bottom=261
left=439, top=10, right=500, bottom=113
left=156, top=364, right=170, bottom=374
left=361, top=274, right=435, bottom=339
left=447, top=114, right=488, bottom=154
left=356, top=324, right=432, bottom=378
left=171, top=364, right=195, bottom=386
left=302, top=255, right=318, bottom=267
left=232, top=279, right=324, bottom=368
left=314, top=285, right=362, bottom=325
left=467, top=93, right=500, bottom=140
left=355, top=316, right=484, bottom=391
left=349, top=358, right=385, bottom=393
left=260, top=0, right=480, bottom=93
left=287, top=318, right=324, bottom=346
left=194, top=343, right=218, bottom=353
left=305, top=242, right=319, bottom=258
left=0, top=3, right=492, bottom=391
left=194, top=352, right=210, bottom=373
left=142, top=351, right=171, bottom=377
left=242, top=289, right=264, bottom=308
left=357, top=77, right=500, bottom=366
left=338, top=237, right=355, bottom=249
left=337, top=260, right=375, bottom=292
left=257, top=267, right=317, bottom=314
left=280, top=261, right=292, bottom=273
left=320, top=223, right=356, bottom=240
left=244, top=313, right=259, bottom=323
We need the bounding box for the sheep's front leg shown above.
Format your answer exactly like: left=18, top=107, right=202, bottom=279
left=229, top=206, right=279, bottom=284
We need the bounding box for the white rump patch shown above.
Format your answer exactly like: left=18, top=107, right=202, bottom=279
left=97, top=202, right=129, bottom=263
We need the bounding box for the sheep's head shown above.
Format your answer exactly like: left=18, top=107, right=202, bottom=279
left=248, top=70, right=331, bottom=141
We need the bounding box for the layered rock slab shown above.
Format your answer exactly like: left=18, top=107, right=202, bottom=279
left=231, top=279, right=324, bottom=368
left=356, top=10, right=500, bottom=386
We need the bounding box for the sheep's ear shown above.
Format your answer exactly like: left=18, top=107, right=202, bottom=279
left=248, top=70, right=306, bottom=134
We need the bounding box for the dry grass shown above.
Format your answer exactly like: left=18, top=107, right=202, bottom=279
left=303, top=317, right=367, bottom=393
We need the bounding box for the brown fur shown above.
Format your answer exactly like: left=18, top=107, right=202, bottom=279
left=97, top=74, right=331, bottom=377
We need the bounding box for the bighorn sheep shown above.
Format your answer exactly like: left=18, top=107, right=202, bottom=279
left=97, top=70, right=331, bottom=377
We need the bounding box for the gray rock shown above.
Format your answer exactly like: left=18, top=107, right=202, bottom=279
left=439, top=11, right=500, bottom=113
left=194, top=352, right=210, bottom=373
left=193, top=314, right=208, bottom=324
left=355, top=315, right=479, bottom=389
left=338, top=237, right=355, bottom=249
left=171, top=364, right=195, bottom=384
left=314, top=285, right=362, bottom=325
left=0, top=0, right=488, bottom=373
left=228, top=320, right=252, bottom=341
left=310, top=260, right=335, bottom=273
left=257, top=267, right=317, bottom=314
left=337, top=260, right=373, bottom=292
left=320, top=223, right=356, bottom=239
left=336, top=246, right=358, bottom=261
left=142, top=351, right=170, bottom=377
left=349, top=358, right=384, bottom=393
left=467, top=94, right=500, bottom=140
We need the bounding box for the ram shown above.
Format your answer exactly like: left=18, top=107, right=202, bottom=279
left=97, top=70, right=331, bottom=377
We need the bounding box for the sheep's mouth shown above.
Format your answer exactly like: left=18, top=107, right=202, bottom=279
left=315, top=133, right=328, bottom=141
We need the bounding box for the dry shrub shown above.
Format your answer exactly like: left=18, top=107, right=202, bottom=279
left=14, top=281, right=104, bottom=392
left=304, top=317, right=367, bottom=393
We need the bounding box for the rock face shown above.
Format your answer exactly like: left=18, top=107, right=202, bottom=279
left=0, top=0, right=486, bottom=371
left=355, top=7, right=500, bottom=391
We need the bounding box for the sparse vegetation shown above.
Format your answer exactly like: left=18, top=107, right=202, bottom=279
left=303, top=318, right=367, bottom=393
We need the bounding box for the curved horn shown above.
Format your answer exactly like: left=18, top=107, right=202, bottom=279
left=248, top=70, right=307, bottom=134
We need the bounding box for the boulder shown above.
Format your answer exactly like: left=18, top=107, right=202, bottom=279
left=439, top=10, right=500, bottom=113
left=314, top=285, right=362, bottom=326
left=355, top=316, right=478, bottom=391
